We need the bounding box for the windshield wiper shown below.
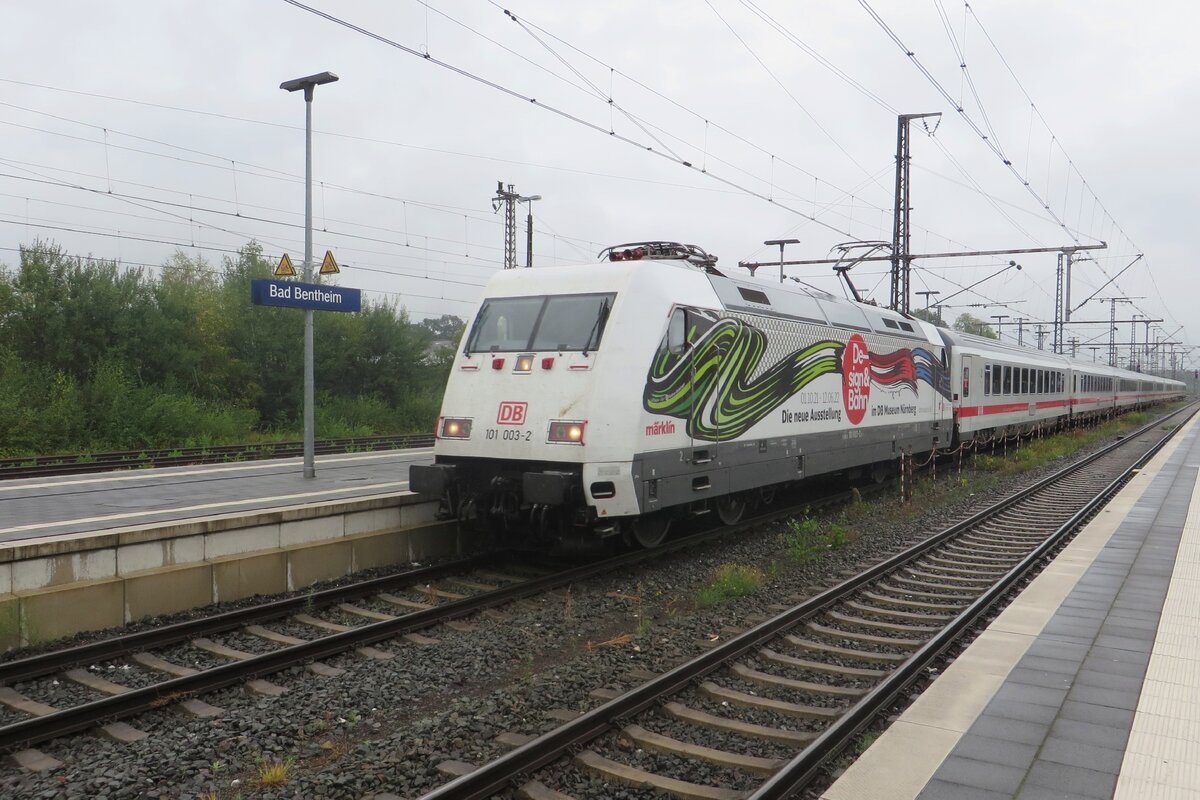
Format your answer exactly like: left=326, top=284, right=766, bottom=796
left=581, top=300, right=610, bottom=356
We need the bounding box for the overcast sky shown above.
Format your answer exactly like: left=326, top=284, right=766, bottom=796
left=1, top=1, right=1195, bottom=371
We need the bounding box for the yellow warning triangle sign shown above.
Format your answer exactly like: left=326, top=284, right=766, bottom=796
left=320, top=250, right=340, bottom=275
left=274, top=253, right=296, bottom=277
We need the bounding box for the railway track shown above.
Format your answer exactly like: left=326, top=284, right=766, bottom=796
left=0, top=432, right=434, bottom=480
left=0, top=407, right=1183, bottom=786
left=0, top=491, right=845, bottom=762
left=415, top=404, right=1195, bottom=800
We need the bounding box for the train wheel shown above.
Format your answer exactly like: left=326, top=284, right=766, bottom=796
left=632, top=513, right=672, bottom=548
left=716, top=493, right=747, bottom=526
left=758, top=486, right=777, bottom=506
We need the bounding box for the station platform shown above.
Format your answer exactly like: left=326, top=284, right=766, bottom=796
left=0, top=449, right=453, bottom=648
left=0, top=448, right=433, bottom=543
left=824, top=410, right=1200, bottom=800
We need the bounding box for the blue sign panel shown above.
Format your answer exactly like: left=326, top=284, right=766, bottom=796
left=251, top=279, right=361, bottom=313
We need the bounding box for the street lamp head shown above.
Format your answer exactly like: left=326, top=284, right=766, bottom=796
left=280, top=71, right=339, bottom=100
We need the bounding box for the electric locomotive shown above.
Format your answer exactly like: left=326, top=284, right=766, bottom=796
left=410, top=242, right=1185, bottom=545
left=410, top=242, right=955, bottom=546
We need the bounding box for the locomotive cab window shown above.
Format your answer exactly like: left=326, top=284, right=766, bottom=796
left=667, top=307, right=689, bottom=354
left=466, top=292, right=617, bottom=353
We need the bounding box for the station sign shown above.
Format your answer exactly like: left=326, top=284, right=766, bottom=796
left=250, top=279, right=361, bottom=313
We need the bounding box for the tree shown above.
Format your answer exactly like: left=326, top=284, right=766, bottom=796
left=910, top=307, right=943, bottom=326
left=419, top=314, right=466, bottom=342
left=953, top=313, right=997, bottom=339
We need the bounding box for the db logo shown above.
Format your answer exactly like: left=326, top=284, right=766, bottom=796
left=497, top=401, right=528, bottom=425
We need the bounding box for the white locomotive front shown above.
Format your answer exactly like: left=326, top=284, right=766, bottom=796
left=410, top=242, right=955, bottom=545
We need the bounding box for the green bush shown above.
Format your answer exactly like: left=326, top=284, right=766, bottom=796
left=0, top=241, right=456, bottom=456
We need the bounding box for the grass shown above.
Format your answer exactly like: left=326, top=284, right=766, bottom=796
left=979, top=410, right=1160, bottom=476
left=696, top=563, right=766, bottom=608
left=782, top=515, right=821, bottom=561
left=782, top=513, right=855, bottom=561
left=827, top=518, right=852, bottom=549
left=256, top=755, right=297, bottom=787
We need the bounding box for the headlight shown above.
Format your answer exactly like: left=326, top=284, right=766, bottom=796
left=438, top=417, right=473, bottom=439
left=547, top=420, right=586, bottom=444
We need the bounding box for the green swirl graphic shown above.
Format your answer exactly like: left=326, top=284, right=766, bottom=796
left=643, top=315, right=843, bottom=441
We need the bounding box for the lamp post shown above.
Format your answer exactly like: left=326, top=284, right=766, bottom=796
left=764, top=239, right=801, bottom=283
left=281, top=70, right=338, bottom=479
left=523, top=195, right=542, bottom=268
left=916, top=290, right=940, bottom=323
left=990, top=314, right=1009, bottom=340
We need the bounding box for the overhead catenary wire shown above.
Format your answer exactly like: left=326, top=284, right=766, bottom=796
left=859, top=0, right=1189, bottom=353
left=280, top=0, right=866, bottom=240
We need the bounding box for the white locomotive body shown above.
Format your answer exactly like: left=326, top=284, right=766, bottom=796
left=409, top=242, right=1185, bottom=544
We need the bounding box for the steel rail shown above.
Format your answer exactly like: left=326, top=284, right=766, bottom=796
left=749, top=403, right=1196, bottom=798
left=419, top=403, right=1195, bottom=800
left=0, top=554, right=485, bottom=686
left=0, top=507, right=794, bottom=753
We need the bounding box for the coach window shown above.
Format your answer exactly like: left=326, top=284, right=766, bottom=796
left=983, top=365, right=991, bottom=395
left=1021, top=368, right=1029, bottom=394
left=992, top=363, right=1002, bottom=395
left=1003, top=365, right=1012, bottom=394
left=963, top=367, right=970, bottom=398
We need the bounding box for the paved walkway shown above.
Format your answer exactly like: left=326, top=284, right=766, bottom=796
left=824, top=411, right=1200, bottom=799
left=0, top=449, right=431, bottom=542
